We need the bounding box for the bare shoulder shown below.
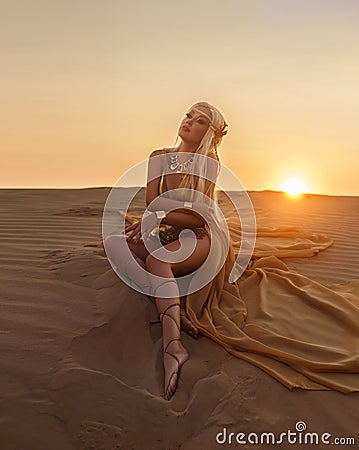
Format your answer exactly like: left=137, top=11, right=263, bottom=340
left=149, top=148, right=166, bottom=158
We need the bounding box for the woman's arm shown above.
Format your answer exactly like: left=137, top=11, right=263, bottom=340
left=162, top=209, right=205, bottom=228
left=145, top=149, right=164, bottom=208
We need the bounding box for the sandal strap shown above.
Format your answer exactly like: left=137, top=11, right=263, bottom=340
left=162, top=302, right=180, bottom=317
left=149, top=317, right=160, bottom=324
left=159, top=304, right=181, bottom=333
left=164, top=337, right=181, bottom=355
left=164, top=351, right=180, bottom=367
left=150, top=305, right=181, bottom=327
left=150, top=306, right=189, bottom=328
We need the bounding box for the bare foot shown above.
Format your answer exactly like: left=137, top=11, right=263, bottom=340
left=180, top=308, right=199, bottom=339
left=163, top=340, right=189, bottom=401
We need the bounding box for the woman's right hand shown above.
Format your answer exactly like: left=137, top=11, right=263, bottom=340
left=124, top=212, right=157, bottom=244
left=124, top=220, right=142, bottom=243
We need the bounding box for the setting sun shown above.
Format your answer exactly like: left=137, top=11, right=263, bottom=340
left=278, top=177, right=309, bottom=197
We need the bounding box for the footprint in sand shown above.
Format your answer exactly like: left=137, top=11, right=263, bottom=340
left=46, top=244, right=106, bottom=266
left=56, top=206, right=103, bottom=217
left=76, top=420, right=123, bottom=450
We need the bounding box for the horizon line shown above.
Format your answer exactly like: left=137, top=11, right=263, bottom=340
left=0, top=186, right=357, bottom=198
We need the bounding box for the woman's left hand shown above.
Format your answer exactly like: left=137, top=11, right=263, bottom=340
left=125, top=213, right=158, bottom=244
left=124, top=220, right=140, bottom=234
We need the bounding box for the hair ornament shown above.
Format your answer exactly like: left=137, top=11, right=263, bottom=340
left=210, top=122, right=228, bottom=138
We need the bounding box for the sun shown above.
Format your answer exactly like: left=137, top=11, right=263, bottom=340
left=278, top=177, right=309, bottom=197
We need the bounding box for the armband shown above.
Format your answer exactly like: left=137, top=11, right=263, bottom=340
left=155, top=210, right=166, bottom=220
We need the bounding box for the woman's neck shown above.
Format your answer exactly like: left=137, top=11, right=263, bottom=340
left=177, top=141, right=198, bottom=153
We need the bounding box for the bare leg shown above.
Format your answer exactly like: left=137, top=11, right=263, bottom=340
left=103, top=235, right=151, bottom=292
left=125, top=234, right=202, bottom=339
left=146, top=255, right=189, bottom=400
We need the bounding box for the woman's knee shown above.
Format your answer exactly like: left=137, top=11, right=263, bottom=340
left=145, top=253, right=157, bottom=269
left=103, top=234, right=128, bottom=258
left=145, top=253, right=170, bottom=273
left=104, top=234, right=126, bottom=248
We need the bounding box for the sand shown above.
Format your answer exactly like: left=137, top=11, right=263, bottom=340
left=0, top=187, right=358, bottom=450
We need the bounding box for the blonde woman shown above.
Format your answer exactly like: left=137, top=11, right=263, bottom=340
left=106, top=101, right=228, bottom=400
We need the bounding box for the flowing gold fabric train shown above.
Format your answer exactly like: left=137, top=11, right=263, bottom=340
left=123, top=202, right=359, bottom=393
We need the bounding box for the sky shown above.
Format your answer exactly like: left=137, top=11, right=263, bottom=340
left=1, top=0, right=358, bottom=195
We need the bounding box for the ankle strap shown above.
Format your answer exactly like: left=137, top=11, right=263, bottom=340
left=159, top=303, right=181, bottom=332
left=149, top=303, right=180, bottom=326
left=161, top=302, right=180, bottom=318
left=164, top=337, right=181, bottom=355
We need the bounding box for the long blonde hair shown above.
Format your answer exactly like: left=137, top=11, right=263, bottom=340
left=175, top=101, right=228, bottom=200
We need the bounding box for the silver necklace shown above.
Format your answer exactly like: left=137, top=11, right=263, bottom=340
left=169, top=152, right=194, bottom=172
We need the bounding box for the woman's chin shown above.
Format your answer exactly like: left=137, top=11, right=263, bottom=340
left=178, top=133, right=198, bottom=146
left=178, top=130, right=187, bottom=140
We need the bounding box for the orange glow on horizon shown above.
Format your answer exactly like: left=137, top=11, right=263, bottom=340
left=277, top=177, right=310, bottom=198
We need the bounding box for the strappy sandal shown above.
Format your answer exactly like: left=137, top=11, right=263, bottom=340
left=147, top=279, right=188, bottom=399
left=148, top=280, right=178, bottom=324
left=159, top=303, right=186, bottom=400
left=150, top=306, right=199, bottom=339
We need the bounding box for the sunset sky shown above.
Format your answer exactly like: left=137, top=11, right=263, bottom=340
left=2, top=0, right=358, bottom=195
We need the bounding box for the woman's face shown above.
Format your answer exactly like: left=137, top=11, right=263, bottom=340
left=178, top=107, right=211, bottom=145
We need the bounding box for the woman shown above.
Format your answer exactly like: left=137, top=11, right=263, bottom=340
left=105, top=102, right=359, bottom=399
left=106, top=101, right=228, bottom=400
